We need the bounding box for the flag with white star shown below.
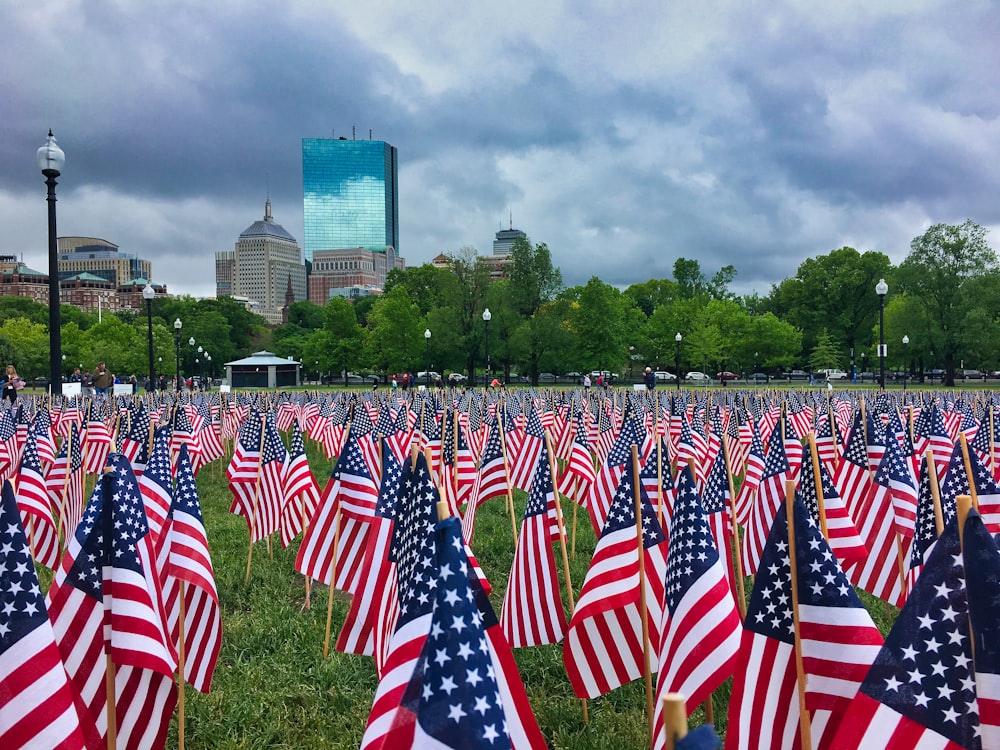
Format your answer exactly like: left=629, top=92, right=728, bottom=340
left=0, top=479, right=95, bottom=749
left=963, top=509, right=1000, bottom=748
left=832, top=515, right=981, bottom=749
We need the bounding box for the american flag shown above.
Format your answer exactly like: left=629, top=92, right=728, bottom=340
left=963, top=510, right=1000, bottom=747
left=46, top=421, right=84, bottom=543
left=556, top=411, right=596, bottom=503
left=831, top=516, right=980, bottom=748
left=845, top=446, right=911, bottom=607
left=30, top=407, right=57, bottom=468
left=969, top=404, right=1000, bottom=480
left=501, top=448, right=567, bottom=648
left=798, top=441, right=867, bottom=564
left=724, top=500, right=801, bottom=750
left=700, top=443, right=739, bottom=600
left=138, top=424, right=174, bottom=546
left=789, top=491, right=884, bottom=748
left=875, top=430, right=920, bottom=538
left=361, top=452, right=546, bottom=749
left=12, top=432, right=60, bottom=569
left=945, top=441, right=1000, bottom=531
left=741, top=427, right=790, bottom=576
left=385, top=515, right=513, bottom=748
left=814, top=410, right=841, bottom=473
left=46, top=455, right=177, bottom=750
left=194, top=406, right=225, bottom=468
left=163, top=444, right=222, bottom=693
left=119, top=402, right=152, bottom=471
left=439, top=408, right=476, bottom=518
left=506, top=405, right=547, bottom=492
left=461, top=422, right=508, bottom=543
left=652, top=464, right=740, bottom=748
left=337, top=439, right=403, bottom=666
left=172, top=403, right=204, bottom=475
left=913, top=403, right=953, bottom=478
left=227, top=409, right=267, bottom=540
left=833, top=409, right=873, bottom=521
left=907, top=453, right=955, bottom=589
left=0, top=480, right=96, bottom=749
left=279, top=421, right=322, bottom=548
left=253, top=414, right=287, bottom=543
left=564, top=453, right=667, bottom=699
left=82, top=400, right=113, bottom=476
left=733, top=421, right=765, bottom=525
left=585, top=415, right=647, bottom=535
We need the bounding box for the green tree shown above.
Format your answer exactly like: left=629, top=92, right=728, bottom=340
left=808, top=330, right=843, bottom=372
left=0, top=318, right=52, bottom=378
left=767, top=246, right=892, bottom=360
left=895, top=220, right=999, bottom=386
left=364, top=287, right=422, bottom=376
left=569, top=277, right=628, bottom=376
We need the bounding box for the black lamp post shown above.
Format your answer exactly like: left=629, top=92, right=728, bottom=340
left=482, top=308, right=491, bottom=383
left=143, top=283, right=156, bottom=391
left=37, top=130, right=65, bottom=396
left=674, top=332, right=682, bottom=391
left=902, top=335, right=909, bottom=391
left=173, top=318, right=182, bottom=391
left=424, top=328, right=432, bottom=387
left=876, top=278, right=888, bottom=389
left=861, top=352, right=867, bottom=382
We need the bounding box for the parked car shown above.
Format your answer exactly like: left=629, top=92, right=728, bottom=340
left=822, top=369, right=849, bottom=380
left=653, top=371, right=677, bottom=382
left=961, top=369, right=984, bottom=379
left=748, top=372, right=769, bottom=384
left=538, top=372, right=556, bottom=382
left=782, top=369, right=809, bottom=380
left=565, top=371, right=582, bottom=382
left=32, top=376, right=50, bottom=388
left=447, top=373, right=467, bottom=383
left=923, top=368, right=945, bottom=381
left=715, top=371, right=739, bottom=381
left=685, top=371, right=712, bottom=384
left=589, top=370, right=618, bottom=381
left=416, top=371, right=441, bottom=382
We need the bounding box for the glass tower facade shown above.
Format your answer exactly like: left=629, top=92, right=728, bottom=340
left=302, top=138, right=399, bottom=262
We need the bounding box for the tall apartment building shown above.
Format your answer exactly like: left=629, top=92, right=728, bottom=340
left=215, top=199, right=307, bottom=325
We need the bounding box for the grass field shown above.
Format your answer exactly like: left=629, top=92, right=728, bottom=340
left=141, top=428, right=902, bottom=750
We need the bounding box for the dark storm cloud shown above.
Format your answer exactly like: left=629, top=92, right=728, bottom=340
left=3, top=2, right=1000, bottom=298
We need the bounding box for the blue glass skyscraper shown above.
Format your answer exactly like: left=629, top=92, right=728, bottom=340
left=302, top=138, right=399, bottom=262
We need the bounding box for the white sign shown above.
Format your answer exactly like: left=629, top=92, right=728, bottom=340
left=219, top=384, right=231, bottom=393
left=62, top=382, right=81, bottom=397
left=113, top=384, right=133, bottom=395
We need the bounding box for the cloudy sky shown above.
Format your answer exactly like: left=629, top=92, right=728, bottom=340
left=3, top=1, right=1000, bottom=299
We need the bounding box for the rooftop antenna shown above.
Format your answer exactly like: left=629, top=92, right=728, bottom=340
left=369, top=128, right=373, bottom=141
left=509, top=209, right=513, bottom=230
left=352, top=125, right=356, bottom=140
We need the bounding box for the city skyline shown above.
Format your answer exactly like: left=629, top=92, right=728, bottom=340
left=3, top=3, right=1000, bottom=299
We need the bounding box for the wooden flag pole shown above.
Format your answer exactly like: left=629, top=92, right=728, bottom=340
left=244, top=415, right=268, bottom=585
left=631, top=444, right=655, bottom=743
left=721, top=435, right=747, bottom=618
left=494, top=402, right=520, bottom=548
left=177, top=581, right=187, bottom=750
left=926, top=449, right=945, bottom=537
left=806, top=434, right=830, bottom=540
left=661, top=693, right=688, bottom=750
left=958, top=433, right=982, bottom=512
left=101, top=466, right=118, bottom=750
left=784, top=478, right=814, bottom=750
left=323, top=414, right=354, bottom=658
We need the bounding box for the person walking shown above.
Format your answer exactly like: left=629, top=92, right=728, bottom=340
left=583, top=373, right=591, bottom=391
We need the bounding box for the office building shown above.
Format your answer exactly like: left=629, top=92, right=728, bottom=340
left=57, top=237, right=152, bottom=285
left=215, top=199, right=307, bottom=325
left=307, top=245, right=404, bottom=304
left=302, top=136, right=403, bottom=271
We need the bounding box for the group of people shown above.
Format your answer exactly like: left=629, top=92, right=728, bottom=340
left=68, top=362, right=118, bottom=396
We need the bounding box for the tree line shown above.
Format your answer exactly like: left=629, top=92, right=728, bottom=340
left=2, top=220, right=996, bottom=387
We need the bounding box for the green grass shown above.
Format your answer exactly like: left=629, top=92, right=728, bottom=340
left=63, top=435, right=898, bottom=749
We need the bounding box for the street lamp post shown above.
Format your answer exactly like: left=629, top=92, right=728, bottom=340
left=482, top=308, right=491, bottom=383
left=37, top=130, right=65, bottom=396
left=675, top=332, right=682, bottom=391
left=198, top=345, right=203, bottom=384
left=142, top=283, right=156, bottom=391
left=876, top=278, right=888, bottom=389
left=861, top=352, right=867, bottom=382
left=173, top=318, right=182, bottom=391
left=902, top=335, right=910, bottom=391
left=424, top=329, right=432, bottom=387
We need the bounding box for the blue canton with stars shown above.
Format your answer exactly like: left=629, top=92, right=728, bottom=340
left=665, top=465, right=721, bottom=614
left=0, top=481, right=48, bottom=649
left=401, top=516, right=510, bottom=748
left=701, top=448, right=730, bottom=516
left=175, top=444, right=205, bottom=525
left=375, top=439, right=403, bottom=522
left=603, top=461, right=665, bottom=550
left=389, top=454, right=440, bottom=625
left=797, top=450, right=839, bottom=524
left=790, top=493, right=864, bottom=610
left=65, top=454, right=150, bottom=601
left=606, top=417, right=646, bottom=469
left=762, top=427, right=790, bottom=480
left=963, top=511, right=1000, bottom=697
left=524, top=449, right=553, bottom=520
left=744, top=502, right=794, bottom=644
left=861, top=517, right=980, bottom=747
